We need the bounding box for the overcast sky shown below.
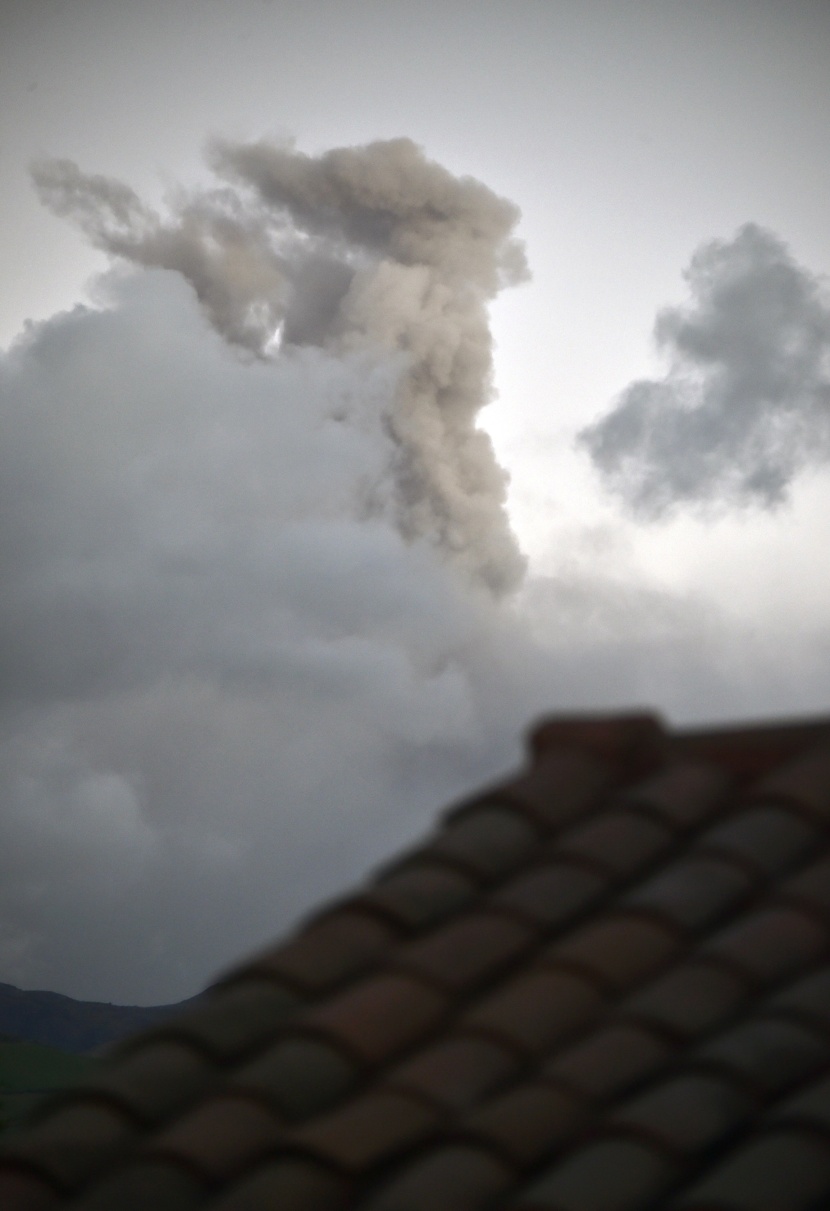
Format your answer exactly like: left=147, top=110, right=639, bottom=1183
left=2, top=1, right=830, bottom=1005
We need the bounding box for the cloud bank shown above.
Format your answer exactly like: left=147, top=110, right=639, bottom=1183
left=579, top=223, right=830, bottom=517
left=0, top=262, right=563, bottom=1004
left=6, top=143, right=830, bottom=1006
left=33, top=138, right=528, bottom=593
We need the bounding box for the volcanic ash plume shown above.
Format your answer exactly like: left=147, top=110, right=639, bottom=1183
left=32, top=138, right=529, bottom=593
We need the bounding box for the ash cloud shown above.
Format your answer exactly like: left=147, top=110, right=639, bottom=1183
left=32, top=138, right=528, bottom=593
left=579, top=223, right=830, bottom=517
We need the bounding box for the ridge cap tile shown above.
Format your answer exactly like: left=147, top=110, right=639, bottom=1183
left=528, top=711, right=667, bottom=777
left=484, top=750, right=613, bottom=833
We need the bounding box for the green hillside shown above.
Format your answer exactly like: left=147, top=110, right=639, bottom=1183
left=0, top=1034, right=100, bottom=1135
left=0, top=981, right=200, bottom=1053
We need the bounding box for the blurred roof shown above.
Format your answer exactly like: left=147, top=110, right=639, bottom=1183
left=3, top=710, right=830, bottom=1211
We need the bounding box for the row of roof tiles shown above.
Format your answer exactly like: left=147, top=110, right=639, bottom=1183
left=2, top=711, right=830, bottom=1210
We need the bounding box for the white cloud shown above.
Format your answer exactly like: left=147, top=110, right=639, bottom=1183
left=3, top=213, right=830, bottom=1006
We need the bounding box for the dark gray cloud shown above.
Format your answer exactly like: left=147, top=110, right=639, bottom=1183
left=579, top=223, right=830, bottom=517
left=32, top=138, right=528, bottom=594
left=2, top=266, right=804, bottom=1006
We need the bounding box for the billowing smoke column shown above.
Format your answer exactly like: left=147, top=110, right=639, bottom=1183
left=579, top=223, right=830, bottom=518
left=32, top=138, right=528, bottom=593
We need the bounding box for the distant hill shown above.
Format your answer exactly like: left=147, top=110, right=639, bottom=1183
left=0, top=1035, right=101, bottom=1134
left=0, top=982, right=201, bottom=1054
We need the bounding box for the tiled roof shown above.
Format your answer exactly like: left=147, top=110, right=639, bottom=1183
left=3, top=710, right=830, bottom=1210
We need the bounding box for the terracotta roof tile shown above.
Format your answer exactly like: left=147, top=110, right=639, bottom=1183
left=348, top=863, right=476, bottom=930
left=770, top=967, right=830, bottom=1031
left=134, top=980, right=300, bottom=1062
left=512, top=1136, right=676, bottom=1211
left=552, top=807, right=673, bottom=880
left=748, top=744, right=830, bottom=821
left=483, top=749, right=611, bottom=832
left=489, top=861, right=606, bottom=929
left=208, top=1158, right=348, bottom=1211
left=226, top=911, right=397, bottom=994
left=621, top=855, right=754, bottom=932
left=146, top=1094, right=283, bottom=1184
left=66, top=1161, right=205, bottom=1211
left=408, top=805, right=541, bottom=883
left=703, top=904, right=827, bottom=986
left=771, top=1071, right=830, bottom=1132
left=290, top=1089, right=438, bottom=1173
left=0, top=1170, right=60, bottom=1211
left=545, top=1022, right=672, bottom=1100
left=544, top=911, right=680, bottom=991
left=384, top=1033, right=517, bottom=1111
left=0, top=1099, right=139, bottom=1193
left=528, top=712, right=667, bottom=774
left=610, top=1070, right=755, bottom=1155
left=461, top=967, right=603, bottom=1056
left=699, top=804, right=816, bottom=876
left=694, top=1014, right=829, bottom=1095
left=620, top=959, right=749, bottom=1038
left=782, top=853, right=830, bottom=917
left=6, top=708, right=830, bottom=1210
left=229, top=1037, right=357, bottom=1121
left=50, top=1040, right=219, bottom=1127
left=668, top=1127, right=830, bottom=1210
left=393, top=911, right=536, bottom=993
left=459, top=1081, right=585, bottom=1167
left=364, top=1144, right=513, bottom=1211
left=619, top=761, right=730, bottom=831
left=303, top=973, right=448, bottom=1065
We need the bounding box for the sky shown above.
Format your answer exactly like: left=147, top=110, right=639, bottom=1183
left=2, top=0, right=830, bottom=1004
